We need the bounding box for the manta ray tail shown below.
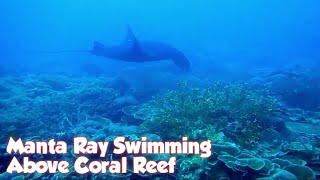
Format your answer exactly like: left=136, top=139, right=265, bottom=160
left=25, top=49, right=89, bottom=54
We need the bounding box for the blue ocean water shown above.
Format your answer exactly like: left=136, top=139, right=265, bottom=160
left=0, top=0, right=320, bottom=179
left=1, top=0, right=319, bottom=74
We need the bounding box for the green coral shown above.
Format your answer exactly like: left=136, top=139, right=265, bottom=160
left=136, top=82, right=278, bottom=147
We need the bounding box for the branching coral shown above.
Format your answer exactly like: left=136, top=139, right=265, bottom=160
left=136, top=82, right=278, bottom=147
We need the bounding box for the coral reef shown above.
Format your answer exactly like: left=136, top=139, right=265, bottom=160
left=1, top=71, right=320, bottom=179
left=129, top=82, right=278, bottom=147
left=0, top=75, right=129, bottom=141
left=124, top=81, right=319, bottom=179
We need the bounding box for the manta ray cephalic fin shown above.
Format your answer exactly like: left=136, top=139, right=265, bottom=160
left=125, top=25, right=141, bottom=52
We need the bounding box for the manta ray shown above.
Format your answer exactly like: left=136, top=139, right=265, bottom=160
left=90, top=26, right=191, bottom=71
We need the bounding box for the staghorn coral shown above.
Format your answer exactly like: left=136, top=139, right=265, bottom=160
left=135, top=82, right=278, bottom=147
